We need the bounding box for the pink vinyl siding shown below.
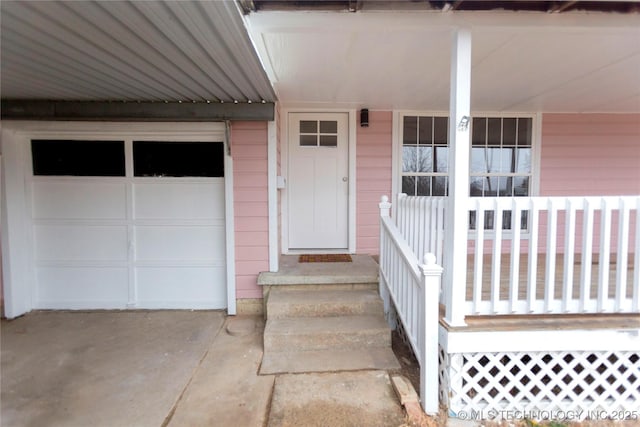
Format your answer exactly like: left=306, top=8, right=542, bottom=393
left=356, top=111, right=393, bottom=255
left=540, top=114, right=640, bottom=196
left=537, top=113, right=640, bottom=254
left=232, top=121, right=269, bottom=299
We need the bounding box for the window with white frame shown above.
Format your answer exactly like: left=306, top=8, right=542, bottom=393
left=400, top=114, right=534, bottom=230
left=401, top=116, right=449, bottom=196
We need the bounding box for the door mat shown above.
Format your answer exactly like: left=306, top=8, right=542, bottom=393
left=298, top=254, right=352, bottom=263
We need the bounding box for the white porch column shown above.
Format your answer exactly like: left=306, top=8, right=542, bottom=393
left=443, top=28, right=472, bottom=327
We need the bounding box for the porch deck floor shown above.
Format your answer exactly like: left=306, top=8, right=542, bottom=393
left=437, top=253, right=640, bottom=332
left=441, top=311, right=640, bottom=332
left=258, top=255, right=379, bottom=286
left=464, top=254, right=636, bottom=301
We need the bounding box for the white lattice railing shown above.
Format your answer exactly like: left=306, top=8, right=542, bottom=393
left=468, top=196, right=640, bottom=315
left=378, top=196, right=441, bottom=415
left=440, top=347, right=640, bottom=420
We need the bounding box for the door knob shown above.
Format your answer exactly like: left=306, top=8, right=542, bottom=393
left=342, top=177, right=348, bottom=182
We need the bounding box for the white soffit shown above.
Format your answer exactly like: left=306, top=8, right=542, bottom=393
left=0, top=0, right=276, bottom=103
left=245, top=11, right=640, bottom=112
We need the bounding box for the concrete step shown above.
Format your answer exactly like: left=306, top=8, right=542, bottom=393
left=260, top=347, right=400, bottom=375
left=266, top=288, right=384, bottom=319
left=264, top=283, right=378, bottom=292
left=264, top=315, right=391, bottom=352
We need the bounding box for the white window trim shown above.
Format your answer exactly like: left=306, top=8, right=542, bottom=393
left=392, top=111, right=542, bottom=236
left=1, top=121, right=236, bottom=318
left=280, top=108, right=357, bottom=254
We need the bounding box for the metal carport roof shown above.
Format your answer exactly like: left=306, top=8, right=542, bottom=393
left=1, top=0, right=276, bottom=120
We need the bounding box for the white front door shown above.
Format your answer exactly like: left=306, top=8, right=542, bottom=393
left=288, top=112, right=349, bottom=250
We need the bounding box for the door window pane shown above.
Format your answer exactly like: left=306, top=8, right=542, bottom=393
left=32, top=140, right=125, bottom=176
left=300, top=121, right=317, bottom=133
left=133, top=141, right=224, bottom=177
left=319, top=121, right=337, bottom=133
left=300, top=135, right=317, bottom=146
left=319, top=135, right=337, bottom=147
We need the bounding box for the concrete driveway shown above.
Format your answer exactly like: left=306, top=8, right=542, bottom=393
left=1, top=311, right=406, bottom=427
left=1, top=311, right=273, bottom=427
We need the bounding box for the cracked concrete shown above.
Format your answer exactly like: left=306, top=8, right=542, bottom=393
left=1, top=311, right=407, bottom=427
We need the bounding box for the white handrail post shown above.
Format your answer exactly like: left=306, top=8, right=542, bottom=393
left=420, top=253, right=443, bottom=415
left=379, top=195, right=393, bottom=321
left=443, top=28, right=471, bottom=327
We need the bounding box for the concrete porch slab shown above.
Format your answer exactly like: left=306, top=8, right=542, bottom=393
left=267, top=371, right=405, bottom=427
left=258, top=254, right=379, bottom=286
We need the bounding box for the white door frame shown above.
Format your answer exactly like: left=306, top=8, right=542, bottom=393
left=280, top=109, right=356, bottom=254
left=0, top=121, right=236, bottom=318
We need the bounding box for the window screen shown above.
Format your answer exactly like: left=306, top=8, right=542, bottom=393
left=133, top=141, right=224, bottom=177
left=31, top=140, right=125, bottom=176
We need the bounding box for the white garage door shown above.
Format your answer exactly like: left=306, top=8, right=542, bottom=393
left=30, top=138, right=227, bottom=310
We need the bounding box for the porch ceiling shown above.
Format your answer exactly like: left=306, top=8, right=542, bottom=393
left=0, top=1, right=276, bottom=104
left=244, top=9, right=640, bottom=112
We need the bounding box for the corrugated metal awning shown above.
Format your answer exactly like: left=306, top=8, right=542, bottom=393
left=0, top=1, right=276, bottom=105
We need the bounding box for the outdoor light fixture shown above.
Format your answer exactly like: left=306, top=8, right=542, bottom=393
left=457, top=115, right=470, bottom=131
left=360, top=108, right=369, bottom=127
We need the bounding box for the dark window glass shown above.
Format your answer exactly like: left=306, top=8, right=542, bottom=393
left=32, top=140, right=125, bottom=176
left=433, top=117, right=448, bottom=145
left=402, top=176, right=416, bottom=195
left=417, top=176, right=431, bottom=196
left=503, top=118, right=517, bottom=146
left=432, top=176, right=448, bottom=196
left=472, top=118, right=486, bottom=146
left=319, top=121, right=337, bottom=133
left=487, top=118, right=502, bottom=146
left=300, top=135, right=317, bottom=146
left=418, top=116, right=432, bottom=144
left=300, top=121, right=317, bottom=133
left=133, top=141, right=224, bottom=177
left=403, top=116, right=418, bottom=145
left=319, top=135, right=337, bottom=147
left=518, top=118, right=532, bottom=146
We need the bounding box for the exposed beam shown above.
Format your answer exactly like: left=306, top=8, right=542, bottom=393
left=1, top=100, right=274, bottom=121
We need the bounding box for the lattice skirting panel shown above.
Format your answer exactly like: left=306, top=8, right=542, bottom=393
left=439, top=347, right=640, bottom=420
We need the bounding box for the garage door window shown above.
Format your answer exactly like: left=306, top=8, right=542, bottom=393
left=31, top=140, right=125, bottom=176
left=133, top=141, right=224, bottom=177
